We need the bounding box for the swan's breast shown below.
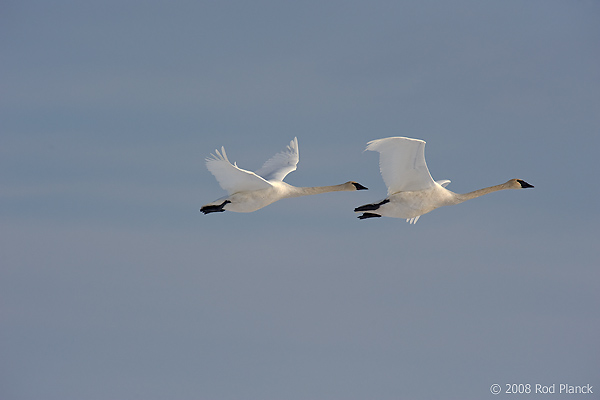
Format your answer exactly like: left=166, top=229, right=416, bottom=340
left=224, top=187, right=284, bottom=212
left=383, top=187, right=456, bottom=218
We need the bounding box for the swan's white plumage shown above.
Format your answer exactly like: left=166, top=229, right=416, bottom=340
left=356, top=136, right=533, bottom=223
left=201, top=137, right=367, bottom=214
left=366, top=137, right=436, bottom=194
left=205, top=147, right=271, bottom=195
left=255, top=137, right=299, bottom=181
left=408, top=216, right=420, bottom=224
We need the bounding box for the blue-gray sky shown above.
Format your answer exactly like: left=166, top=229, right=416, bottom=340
left=2, top=1, right=599, bottom=399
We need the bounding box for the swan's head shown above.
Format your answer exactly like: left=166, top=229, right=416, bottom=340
left=349, top=181, right=368, bottom=191
left=507, top=179, right=534, bottom=189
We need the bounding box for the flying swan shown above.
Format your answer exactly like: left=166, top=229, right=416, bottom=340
left=201, top=137, right=368, bottom=214
left=355, top=137, right=533, bottom=223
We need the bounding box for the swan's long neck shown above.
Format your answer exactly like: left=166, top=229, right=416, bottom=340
left=452, top=181, right=512, bottom=204
left=285, top=183, right=355, bottom=198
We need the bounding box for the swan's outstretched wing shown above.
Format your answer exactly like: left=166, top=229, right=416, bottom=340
left=255, top=137, right=299, bottom=182
left=366, top=137, right=436, bottom=194
left=206, top=147, right=272, bottom=195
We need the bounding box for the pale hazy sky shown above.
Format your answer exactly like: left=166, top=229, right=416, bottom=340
left=2, top=1, right=599, bottom=399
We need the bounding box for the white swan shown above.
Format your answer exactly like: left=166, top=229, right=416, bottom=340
left=355, top=137, right=533, bottom=223
left=201, top=137, right=368, bottom=214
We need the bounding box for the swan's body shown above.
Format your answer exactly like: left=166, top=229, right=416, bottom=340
left=201, top=137, right=367, bottom=214
left=355, top=137, right=533, bottom=223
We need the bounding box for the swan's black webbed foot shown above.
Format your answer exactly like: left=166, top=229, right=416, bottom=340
left=200, top=200, right=231, bottom=214
left=358, top=212, right=381, bottom=220
left=354, top=198, right=390, bottom=212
